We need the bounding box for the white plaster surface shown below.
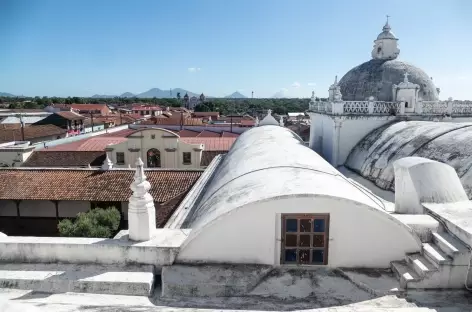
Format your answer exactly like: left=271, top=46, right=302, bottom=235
left=345, top=121, right=472, bottom=198
left=0, top=229, right=189, bottom=265
left=338, top=166, right=394, bottom=202
left=394, top=157, right=468, bottom=214
left=0, top=286, right=471, bottom=311
left=179, top=126, right=420, bottom=267
left=423, top=201, right=472, bottom=247
left=391, top=214, right=440, bottom=243
left=0, top=263, right=154, bottom=296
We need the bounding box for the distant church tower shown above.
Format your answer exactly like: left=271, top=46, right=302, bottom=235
left=371, top=15, right=400, bottom=60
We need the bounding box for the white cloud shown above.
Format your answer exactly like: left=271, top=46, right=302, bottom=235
left=273, top=88, right=289, bottom=98
left=291, top=81, right=301, bottom=88
left=307, top=82, right=316, bottom=86
left=188, top=67, right=201, bottom=72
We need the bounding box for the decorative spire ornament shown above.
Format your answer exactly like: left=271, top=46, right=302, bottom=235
left=128, top=157, right=156, bottom=241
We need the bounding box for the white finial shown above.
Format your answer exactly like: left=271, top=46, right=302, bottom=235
left=403, top=71, right=410, bottom=83
left=101, top=154, right=113, bottom=170
left=133, top=157, right=145, bottom=183
left=128, top=157, right=156, bottom=241
left=267, top=109, right=272, bottom=116
left=311, top=90, right=315, bottom=98
left=383, top=15, right=391, bottom=31
left=255, top=116, right=259, bottom=126
left=334, top=75, right=338, bottom=85
left=279, top=116, right=284, bottom=127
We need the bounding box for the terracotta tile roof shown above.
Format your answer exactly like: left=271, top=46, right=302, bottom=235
left=0, top=125, right=66, bottom=143
left=99, top=128, right=138, bottom=137
left=22, top=151, right=106, bottom=167
left=0, top=168, right=202, bottom=203
left=240, top=120, right=255, bottom=126
left=56, top=111, right=85, bottom=120
left=142, top=117, right=204, bottom=126
left=196, top=130, right=220, bottom=137
left=221, top=131, right=240, bottom=138
left=177, top=129, right=200, bottom=137
left=201, top=151, right=225, bottom=166
left=46, top=137, right=128, bottom=151
left=70, top=104, right=109, bottom=111
left=180, top=137, right=236, bottom=151
left=131, top=104, right=162, bottom=111
left=192, top=112, right=220, bottom=118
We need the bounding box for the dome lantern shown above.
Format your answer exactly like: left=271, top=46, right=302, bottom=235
left=371, top=15, right=400, bottom=60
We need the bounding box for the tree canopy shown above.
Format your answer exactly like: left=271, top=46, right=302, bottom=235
left=58, top=207, right=121, bottom=238
left=0, top=96, right=314, bottom=116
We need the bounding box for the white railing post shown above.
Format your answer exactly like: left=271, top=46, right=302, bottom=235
left=332, top=102, right=344, bottom=115
left=399, top=101, right=405, bottom=115
left=416, top=99, right=423, bottom=115
left=447, top=97, right=453, bottom=115
left=368, top=97, right=374, bottom=114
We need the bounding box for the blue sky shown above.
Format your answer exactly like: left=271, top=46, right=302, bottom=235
left=0, top=0, right=471, bottom=99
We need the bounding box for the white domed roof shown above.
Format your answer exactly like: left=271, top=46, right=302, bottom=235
left=376, top=22, right=397, bottom=40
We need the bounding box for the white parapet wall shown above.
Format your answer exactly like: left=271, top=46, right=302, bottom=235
left=0, top=229, right=190, bottom=266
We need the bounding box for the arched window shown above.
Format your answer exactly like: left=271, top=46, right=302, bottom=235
left=147, top=148, right=161, bottom=168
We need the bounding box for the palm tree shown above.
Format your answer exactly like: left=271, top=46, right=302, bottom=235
left=199, top=93, right=205, bottom=103
left=176, top=92, right=181, bottom=101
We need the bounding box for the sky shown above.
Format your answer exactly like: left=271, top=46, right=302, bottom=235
left=0, top=0, right=471, bottom=99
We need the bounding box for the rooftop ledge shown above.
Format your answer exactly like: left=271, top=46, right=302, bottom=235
left=308, top=99, right=472, bottom=116
left=0, top=229, right=191, bottom=266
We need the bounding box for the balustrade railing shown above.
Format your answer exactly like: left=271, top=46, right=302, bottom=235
left=421, top=101, right=448, bottom=115
left=373, top=102, right=400, bottom=114
left=309, top=100, right=472, bottom=116
left=451, top=102, right=472, bottom=115
left=343, top=101, right=368, bottom=114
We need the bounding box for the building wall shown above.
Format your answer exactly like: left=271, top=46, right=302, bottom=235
left=0, top=149, right=34, bottom=167
left=0, top=200, right=17, bottom=216
left=337, top=118, right=393, bottom=167
left=110, top=128, right=203, bottom=169
left=58, top=201, right=90, bottom=217
left=177, top=196, right=420, bottom=268
left=84, top=124, right=105, bottom=133
left=20, top=200, right=56, bottom=217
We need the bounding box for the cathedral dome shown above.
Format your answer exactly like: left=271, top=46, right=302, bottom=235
left=338, top=59, right=439, bottom=102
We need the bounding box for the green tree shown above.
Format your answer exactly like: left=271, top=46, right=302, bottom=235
left=58, top=207, right=121, bottom=238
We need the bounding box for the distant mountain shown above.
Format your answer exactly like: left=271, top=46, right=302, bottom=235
left=120, top=92, right=135, bottom=98
left=0, top=92, right=16, bottom=97
left=225, top=91, right=247, bottom=99
left=136, top=88, right=200, bottom=99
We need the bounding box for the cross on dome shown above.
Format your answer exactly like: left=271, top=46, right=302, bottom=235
left=383, top=15, right=391, bottom=31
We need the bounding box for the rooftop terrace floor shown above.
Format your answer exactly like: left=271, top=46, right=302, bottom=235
left=0, top=272, right=471, bottom=311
